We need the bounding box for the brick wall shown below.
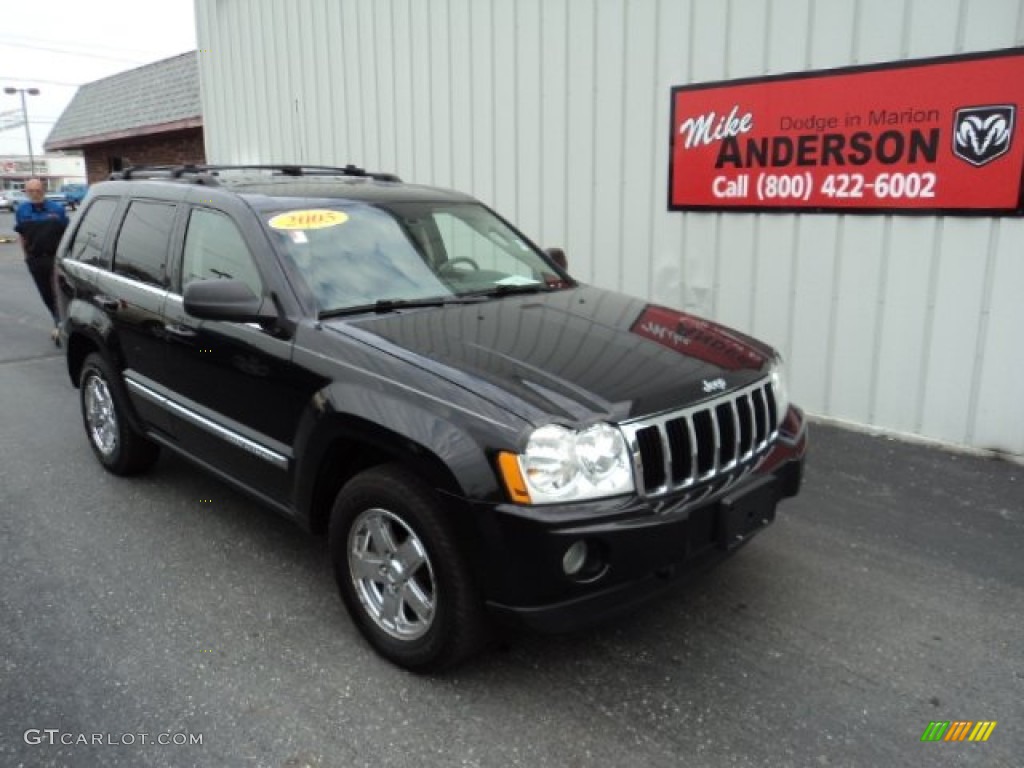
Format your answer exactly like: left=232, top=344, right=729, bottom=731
left=83, top=128, right=206, bottom=183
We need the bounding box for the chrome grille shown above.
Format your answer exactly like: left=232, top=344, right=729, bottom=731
left=620, top=378, right=780, bottom=497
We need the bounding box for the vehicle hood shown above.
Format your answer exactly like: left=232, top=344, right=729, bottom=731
left=330, top=286, right=774, bottom=423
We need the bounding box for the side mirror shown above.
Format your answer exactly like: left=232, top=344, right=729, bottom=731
left=545, top=247, right=568, bottom=270
left=183, top=279, right=277, bottom=324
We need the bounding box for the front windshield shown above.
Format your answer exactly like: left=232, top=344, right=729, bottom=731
left=264, top=201, right=570, bottom=314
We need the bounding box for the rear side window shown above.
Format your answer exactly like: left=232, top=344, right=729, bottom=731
left=68, top=198, right=118, bottom=267
left=113, top=200, right=176, bottom=287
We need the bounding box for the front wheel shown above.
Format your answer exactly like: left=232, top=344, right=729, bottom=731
left=79, top=353, right=160, bottom=475
left=328, top=465, right=486, bottom=671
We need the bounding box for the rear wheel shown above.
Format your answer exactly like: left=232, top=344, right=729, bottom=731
left=328, top=464, right=486, bottom=671
left=79, top=353, right=160, bottom=475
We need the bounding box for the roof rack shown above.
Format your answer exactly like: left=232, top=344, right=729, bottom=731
left=108, top=163, right=403, bottom=184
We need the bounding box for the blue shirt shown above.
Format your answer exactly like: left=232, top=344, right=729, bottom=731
left=14, top=199, right=69, bottom=259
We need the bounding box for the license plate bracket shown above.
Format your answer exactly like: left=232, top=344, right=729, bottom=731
left=717, top=476, right=778, bottom=551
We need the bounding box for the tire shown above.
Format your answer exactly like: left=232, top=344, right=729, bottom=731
left=79, top=353, right=160, bottom=475
left=328, top=464, right=487, bottom=672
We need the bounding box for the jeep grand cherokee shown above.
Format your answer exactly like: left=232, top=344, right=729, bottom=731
left=55, top=164, right=807, bottom=671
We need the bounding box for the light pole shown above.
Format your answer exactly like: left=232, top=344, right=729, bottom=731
left=4, top=86, right=40, bottom=177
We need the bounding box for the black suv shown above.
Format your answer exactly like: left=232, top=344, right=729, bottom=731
left=56, top=164, right=807, bottom=671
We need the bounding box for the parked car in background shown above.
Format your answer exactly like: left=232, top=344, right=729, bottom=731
left=0, top=189, right=26, bottom=211
left=61, top=183, right=89, bottom=210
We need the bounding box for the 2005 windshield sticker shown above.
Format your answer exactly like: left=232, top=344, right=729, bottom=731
left=268, top=210, right=349, bottom=230
left=668, top=48, right=1024, bottom=214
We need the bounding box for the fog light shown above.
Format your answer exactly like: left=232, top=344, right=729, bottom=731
left=562, top=540, right=589, bottom=576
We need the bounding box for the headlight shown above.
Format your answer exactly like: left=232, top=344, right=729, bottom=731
left=771, top=356, right=790, bottom=425
left=500, top=423, right=635, bottom=504
left=521, top=425, right=577, bottom=496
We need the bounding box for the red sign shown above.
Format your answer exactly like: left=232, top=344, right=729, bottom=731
left=669, top=49, right=1024, bottom=215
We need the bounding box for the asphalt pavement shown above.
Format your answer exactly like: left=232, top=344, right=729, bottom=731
left=0, top=236, right=1021, bottom=768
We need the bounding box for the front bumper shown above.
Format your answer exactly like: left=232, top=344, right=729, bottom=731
left=470, top=411, right=807, bottom=633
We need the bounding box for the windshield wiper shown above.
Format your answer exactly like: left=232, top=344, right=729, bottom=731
left=319, top=295, right=484, bottom=319
left=465, top=283, right=551, bottom=298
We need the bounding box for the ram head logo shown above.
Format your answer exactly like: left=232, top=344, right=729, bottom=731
left=953, top=105, right=1015, bottom=167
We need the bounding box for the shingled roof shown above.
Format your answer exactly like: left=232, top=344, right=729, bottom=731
left=45, top=51, right=201, bottom=151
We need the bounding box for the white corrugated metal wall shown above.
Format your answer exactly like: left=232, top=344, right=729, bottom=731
left=196, top=0, right=1024, bottom=457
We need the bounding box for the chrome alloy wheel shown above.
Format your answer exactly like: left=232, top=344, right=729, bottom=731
left=348, top=507, right=436, bottom=640
left=84, top=374, right=118, bottom=457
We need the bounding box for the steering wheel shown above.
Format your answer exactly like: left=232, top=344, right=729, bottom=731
left=438, top=257, right=481, bottom=276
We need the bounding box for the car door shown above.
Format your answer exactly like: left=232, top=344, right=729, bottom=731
left=160, top=205, right=308, bottom=506
left=103, top=198, right=177, bottom=436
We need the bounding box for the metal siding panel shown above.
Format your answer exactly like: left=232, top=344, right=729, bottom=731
left=973, top=220, right=1024, bottom=454
left=808, top=0, right=857, bottom=68
left=539, top=0, right=568, bottom=248
left=284, top=1, right=308, bottom=162
left=855, top=0, right=906, bottom=63
left=620, top=0, right=659, bottom=300
left=727, top=0, right=769, bottom=78
left=590, top=0, right=626, bottom=290
left=787, top=217, right=838, bottom=413
left=906, top=0, right=960, bottom=55
left=565, top=0, right=597, bottom=283
left=392, top=0, right=416, bottom=179
left=491, top=0, right=518, bottom=218
left=964, top=221, right=1000, bottom=444
left=691, top=0, right=728, bottom=82
left=195, top=1, right=216, bottom=159
left=715, top=218, right=757, bottom=332
left=248, top=2, right=272, bottom=160
left=649, top=0, right=690, bottom=311
left=515, top=0, right=543, bottom=244
left=682, top=215, right=718, bottom=316
left=329, top=0, right=354, bottom=164
left=206, top=0, right=233, bottom=162
left=873, top=218, right=935, bottom=433
left=302, top=0, right=328, bottom=163
left=919, top=220, right=990, bottom=443
left=340, top=0, right=365, bottom=163
left=767, top=0, right=812, bottom=74
left=449, top=0, right=474, bottom=192
left=374, top=1, right=399, bottom=171
left=429, top=0, right=453, bottom=187
left=827, top=218, right=886, bottom=422
left=357, top=0, right=381, bottom=168
left=264, top=1, right=292, bottom=163
left=750, top=216, right=798, bottom=355
left=409, top=0, right=435, bottom=181
left=470, top=0, right=495, bottom=203
left=961, top=0, right=1020, bottom=48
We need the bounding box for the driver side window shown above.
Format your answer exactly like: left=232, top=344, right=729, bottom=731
left=182, top=209, right=262, bottom=297
left=433, top=212, right=533, bottom=278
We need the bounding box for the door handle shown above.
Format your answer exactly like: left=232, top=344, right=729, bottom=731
left=96, top=295, right=119, bottom=312
left=164, top=322, right=198, bottom=339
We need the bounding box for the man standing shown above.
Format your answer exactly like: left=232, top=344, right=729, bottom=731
left=15, top=178, right=68, bottom=345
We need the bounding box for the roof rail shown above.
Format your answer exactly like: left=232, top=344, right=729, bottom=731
left=109, top=163, right=402, bottom=183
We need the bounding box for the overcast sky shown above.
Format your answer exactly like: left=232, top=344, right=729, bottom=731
left=0, top=0, right=197, bottom=157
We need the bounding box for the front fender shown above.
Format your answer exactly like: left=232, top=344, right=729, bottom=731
left=291, top=378, right=526, bottom=527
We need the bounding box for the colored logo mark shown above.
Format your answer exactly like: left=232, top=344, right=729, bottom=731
left=920, top=721, right=997, bottom=742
